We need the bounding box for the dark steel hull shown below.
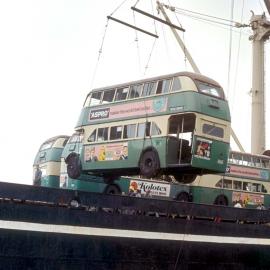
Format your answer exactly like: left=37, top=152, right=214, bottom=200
left=0, top=182, right=270, bottom=269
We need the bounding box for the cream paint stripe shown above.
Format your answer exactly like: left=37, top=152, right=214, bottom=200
left=0, top=220, right=270, bottom=245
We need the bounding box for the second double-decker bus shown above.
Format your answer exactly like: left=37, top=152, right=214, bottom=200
left=66, top=71, right=231, bottom=182
left=33, top=135, right=69, bottom=187
left=191, top=151, right=270, bottom=208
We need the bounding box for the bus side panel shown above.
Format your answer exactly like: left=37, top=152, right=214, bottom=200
left=192, top=137, right=229, bottom=173
left=82, top=138, right=167, bottom=172
left=192, top=186, right=232, bottom=206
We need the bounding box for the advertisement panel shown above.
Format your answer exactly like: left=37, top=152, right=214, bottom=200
left=128, top=179, right=171, bottom=197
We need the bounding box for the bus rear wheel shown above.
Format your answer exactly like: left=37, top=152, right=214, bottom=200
left=176, top=192, right=190, bottom=202
left=139, top=150, right=160, bottom=178
left=104, top=184, right=121, bottom=195
left=214, top=195, right=228, bottom=206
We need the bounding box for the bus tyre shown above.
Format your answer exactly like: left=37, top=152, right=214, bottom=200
left=214, top=195, right=228, bottom=206
left=176, top=192, right=190, bottom=202
left=65, top=152, right=81, bottom=179
left=139, top=150, right=160, bottom=178
left=104, top=184, right=121, bottom=195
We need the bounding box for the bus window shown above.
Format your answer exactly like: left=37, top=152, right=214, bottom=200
left=243, top=182, right=252, bottom=191
left=90, top=91, right=103, bottom=106
left=223, top=179, right=232, bottom=189
left=141, top=81, right=157, bottom=97
left=242, top=155, right=252, bottom=166
left=233, top=152, right=243, bottom=165
left=171, top=76, right=182, bottom=92
left=102, top=89, right=115, bottom=104
left=202, top=123, right=224, bottom=138
left=251, top=156, right=259, bottom=167
left=215, top=179, right=223, bottom=188
left=151, top=122, right=161, bottom=136
left=97, top=128, right=108, bottom=141
left=137, top=122, right=150, bottom=137
left=40, top=141, right=54, bottom=151
left=83, top=95, right=91, bottom=107
left=129, top=84, right=142, bottom=99
left=88, top=129, right=97, bottom=142
left=262, top=158, right=270, bottom=168
left=156, top=79, right=171, bottom=94
left=123, top=124, right=136, bottom=139
left=145, top=122, right=151, bottom=136
left=196, top=81, right=224, bottom=99
left=115, top=87, right=129, bottom=101
left=233, top=180, right=242, bottom=190
left=261, top=184, right=267, bottom=193
left=110, top=126, right=123, bottom=140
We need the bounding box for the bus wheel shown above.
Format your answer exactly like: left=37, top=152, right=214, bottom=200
left=214, top=195, right=228, bottom=206
left=104, top=184, right=121, bottom=195
left=139, top=150, right=160, bottom=178
left=65, top=152, right=81, bottom=179
left=176, top=192, right=190, bottom=202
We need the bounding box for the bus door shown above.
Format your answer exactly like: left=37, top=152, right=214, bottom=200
left=167, top=113, right=194, bottom=165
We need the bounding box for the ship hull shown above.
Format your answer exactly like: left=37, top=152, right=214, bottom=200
left=0, top=182, right=270, bottom=269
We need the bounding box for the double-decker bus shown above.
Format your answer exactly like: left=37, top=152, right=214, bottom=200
left=191, top=151, right=270, bottom=208
left=66, top=71, right=231, bottom=182
left=33, top=135, right=69, bottom=187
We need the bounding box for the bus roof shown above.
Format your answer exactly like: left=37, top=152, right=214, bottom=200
left=41, top=135, right=70, bottom=144
left=90, top=71, right=222, bottom=93
left=230, top=150, right=270, bottom=160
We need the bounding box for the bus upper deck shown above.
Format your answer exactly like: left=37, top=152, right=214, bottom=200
left=77, top=71, right=230, bottom=127
left=66, top=71, right=231, bottom=182
left=33, top=135, right=69, bottom=187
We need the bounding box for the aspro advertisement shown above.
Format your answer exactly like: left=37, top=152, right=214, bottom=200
left=89, top=97, right=167, bottom=122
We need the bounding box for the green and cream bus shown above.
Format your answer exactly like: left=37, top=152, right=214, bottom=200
left=60, top=133, right=191, bottom=199
left=33, top=135, right=69, bottom=187
left=191, top=151, right=270, bottom=208
left=66, top=71, right=231, bottom=182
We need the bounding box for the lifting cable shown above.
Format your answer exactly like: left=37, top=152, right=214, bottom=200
left=90, top=19, right=110, bottom=89
left=132, top=9, right=142, bottom=72
left=90, top=0, right=130, bottom=88
left=143, top=0, right=159, bottom=75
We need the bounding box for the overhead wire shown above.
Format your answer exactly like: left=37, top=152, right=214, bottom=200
left=168, top=0, right=188, bottom=69
left=143, top=0, right=158, bottom=75
left=109, top=0, right=129, bottom=16
left=227, top=0, right=234, bottom=99
left=231, top=0, right=246, bottom=115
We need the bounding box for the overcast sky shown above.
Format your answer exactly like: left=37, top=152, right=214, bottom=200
left=0, top=0, right=269, bottom=185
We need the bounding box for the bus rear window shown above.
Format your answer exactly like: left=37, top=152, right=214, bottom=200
left=196, top=81, right=224, bottom=99
left=203, top=124, right=224, bottom=138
